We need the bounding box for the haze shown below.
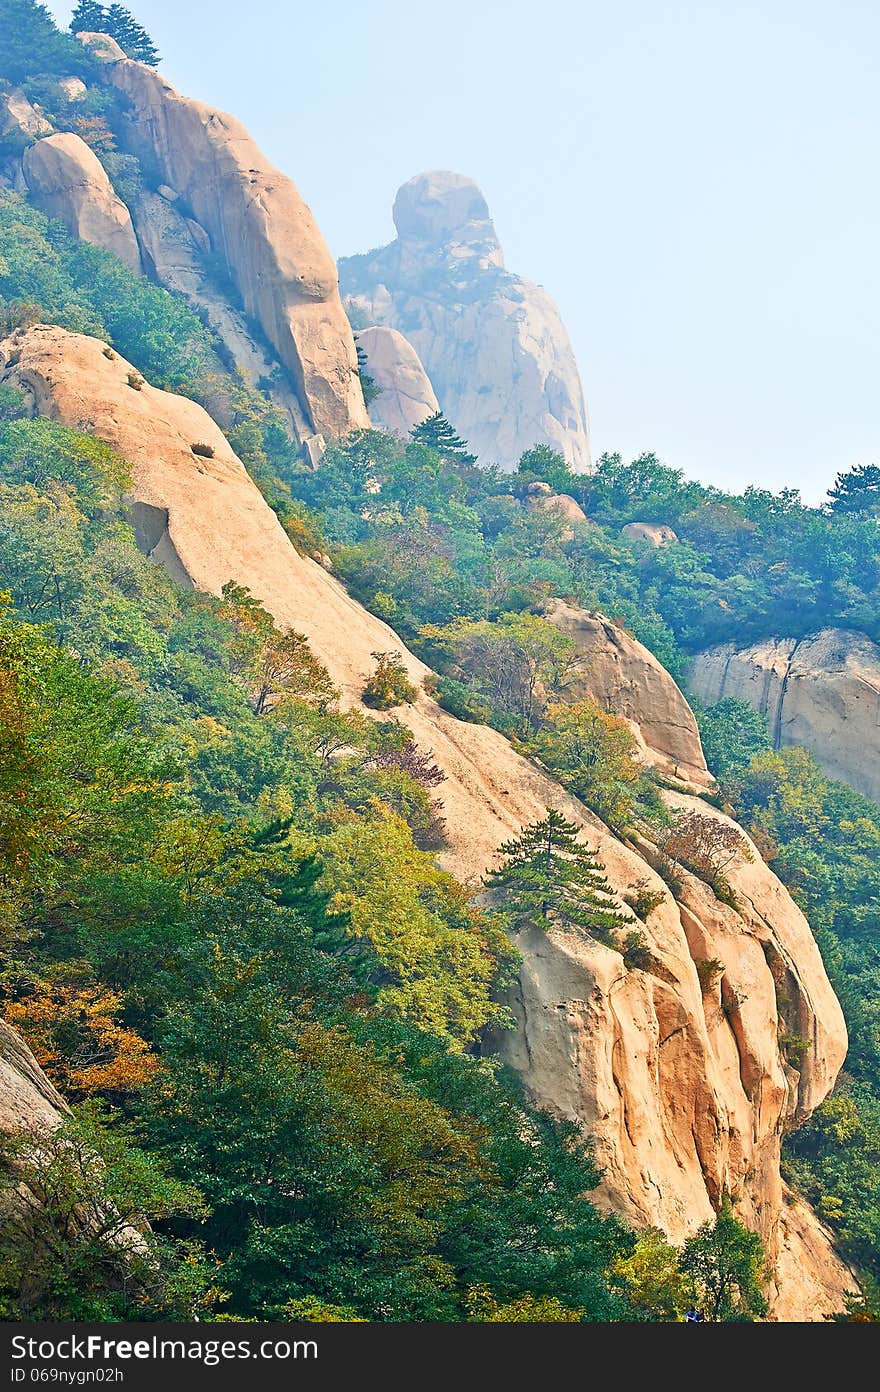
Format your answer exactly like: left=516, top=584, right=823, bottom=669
left=48, top=0, right=880, bottom=501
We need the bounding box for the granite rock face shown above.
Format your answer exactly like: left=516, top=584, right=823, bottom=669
left=0, top=1021, right=67, bottom=1138
left=0, top=323, right=852, bottom=1320
left=0, top=87, right=52, bottom=142
left=78, top=31, right=368, bottom=444
left=356, top=325, right=438, bottom=436
left=547, top=600, right=712, bottom=789
left=22, top=132, right=142, bottom=273
left=688, top=628, right=880, bottom=804
left=621, top=521, right=679, bottom=548
left=339, top=171, right=590, bottom=471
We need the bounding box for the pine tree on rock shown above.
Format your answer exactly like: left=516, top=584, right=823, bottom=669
left=485, top=808, right=631, bottom=942
left=411, top=410, right=476, bottom=464
left=70, top=2, right=160, bottom=65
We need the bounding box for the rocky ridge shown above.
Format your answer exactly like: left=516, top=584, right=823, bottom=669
left=356, top=325, right=439, bottom=436
left=22, top=130, right=142, bottom=273
left=76, top=31, right=367, bottom=449
left=0, top=322, right=854, bottom=1318
left=546, top=600, right=712, bottom=789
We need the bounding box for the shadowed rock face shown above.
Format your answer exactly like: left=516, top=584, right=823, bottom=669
left=688, top=629, right=880, bottom=805
left=0, top=323, right=853, bottom=1319
left=77, top=31, right=368, bottom=444
left=22, top=132, right=142, bottom=274
left=339, top=171, right=591, bottom=473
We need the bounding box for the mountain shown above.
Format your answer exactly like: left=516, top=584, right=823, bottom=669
left=0, top=6, right=874, bottom=1323
left=339, top=170, right=591, bottom=472
left=0, top=320, right=853, bottom=1317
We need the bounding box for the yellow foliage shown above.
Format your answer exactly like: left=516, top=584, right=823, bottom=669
left=4, top=980, right=158, bottom=1096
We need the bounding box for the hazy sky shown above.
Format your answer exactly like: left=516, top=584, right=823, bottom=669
left=49, top=0, right=880, bottom=500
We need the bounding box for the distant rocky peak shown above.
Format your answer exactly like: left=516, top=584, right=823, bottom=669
left=392, top=171, right=503, bottom=268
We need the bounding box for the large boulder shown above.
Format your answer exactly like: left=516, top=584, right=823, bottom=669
left=22, top=132, right=142, bottom=273
left=0, top=323, right=851, bottom=1318
left=688, top=629, right=880, bottom=804
left=621, top=521, right=679, bottom=548
left=546, top=600, right=712, bottom=789
left=78, top=31, right=368, bottom=445
left=356, top=325, right=438, bottom=437
left=339, top=171, right=591, bottom=473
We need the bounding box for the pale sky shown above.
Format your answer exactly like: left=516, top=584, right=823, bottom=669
left=49, top=0, right=880, bottom=501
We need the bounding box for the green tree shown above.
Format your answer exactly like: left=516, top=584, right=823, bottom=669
left=527, top=699, right=649, bottom=828
left=69, top=1, right=107, bottom=34
left=425, top=612, right=576, bottom=738
left=0, top=0, right=93, bottom=83
left=693, top=696, right=772, bottom=779
left=609, top=1227, right=689, bottom=1321
left=411, top=411, right=476, bottom=464
left=362, top=649, right=418, bottom=709
left=827, top=463, right=880, bottom=517
left=355, top=341, right=380, bottom=407
left=680, top=1197, right=767, bottom=1321
left=485, top=809, right=631, bottom=943
left=98, top=4, right=160, bottom=64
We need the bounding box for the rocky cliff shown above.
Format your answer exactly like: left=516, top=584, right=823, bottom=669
left=547, top=601, right=712, bottom=789
left=339, top=171, right=591, bottom=471
left=689, top=629, right=880, bottom=805
left=356, top=325, right=439, bottom=436
left=0, top=322, right=854, bottom=1318
left=76, top=31, right=367, bottom=448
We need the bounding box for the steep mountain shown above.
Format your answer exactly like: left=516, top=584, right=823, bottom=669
left=0, top=321, right=853, bottom=1317
left=339, top=170, right=591, bottom=472
left=73, top=29, right=368, bottom=452
left=689, top=630, right=880, bottom=804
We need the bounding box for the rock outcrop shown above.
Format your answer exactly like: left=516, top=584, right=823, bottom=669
left=546, top=601, right=712, bottom=789
left=356, top=325, right=439, bottom=437
left=525, top=481, right=589, bottom=531
left=339, top=171, right=591, bottom=472
left=78, top=31, right=368, bottom=445
left=0, top=323, right=851, bottom=1319
left=0, top=1020, right=67, bottom=1138
left=689, top=629, right=880, bottom=804
left=621, top=521, right=679, bottom=548
left=0, top=88, right=52, bottom=144
left=22, top=132, right=142, bottom=274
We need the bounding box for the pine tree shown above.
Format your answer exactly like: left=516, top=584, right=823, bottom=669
left=411, top=410, right=476, bottom=464
left=827, top=462, right=880, bottom=517
left=69, top=0, right=108, bottom=34
left=356, top=342, right=380, bottom=407
left=484, top=808, right=631, bottom=941
left=79, top=3, right=160, bottom=64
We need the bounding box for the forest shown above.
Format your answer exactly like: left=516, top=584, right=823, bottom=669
left=1, top=0, right=879, bottom=1324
